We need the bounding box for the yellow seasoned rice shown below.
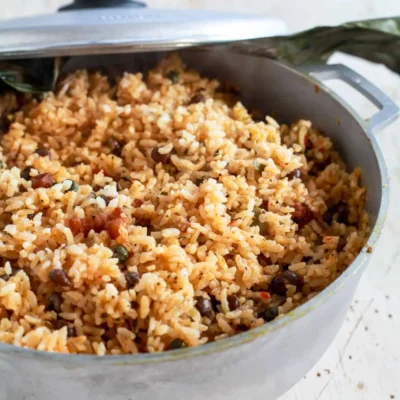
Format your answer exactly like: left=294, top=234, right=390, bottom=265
left=0, top=54, right=368, bottom=355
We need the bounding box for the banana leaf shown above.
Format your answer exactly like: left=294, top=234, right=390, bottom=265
left=228, top=16, right=400, bottom=73
left=0, top=16, right=399, bottom=94
left=0, top=57, right=63, bottom=94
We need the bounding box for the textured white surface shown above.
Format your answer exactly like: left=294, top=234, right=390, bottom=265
left=1, top=1, right=400, bottom=399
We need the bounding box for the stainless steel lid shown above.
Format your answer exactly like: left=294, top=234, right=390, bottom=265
left=0, top=3, right=286, bottom=60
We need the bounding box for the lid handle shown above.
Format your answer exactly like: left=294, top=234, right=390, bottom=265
left=59, top=0, right=146, bottom=11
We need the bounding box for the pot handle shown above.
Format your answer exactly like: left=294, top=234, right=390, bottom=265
left=301, top=64, right=400, bottom=134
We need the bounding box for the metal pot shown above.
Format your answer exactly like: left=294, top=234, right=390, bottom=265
left=0, top=48, right=398, bottom=400
left=0, top=2, right=399, bottom=399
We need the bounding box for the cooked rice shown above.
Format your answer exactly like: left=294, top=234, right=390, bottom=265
left=0, top=54, right=368, bottom=355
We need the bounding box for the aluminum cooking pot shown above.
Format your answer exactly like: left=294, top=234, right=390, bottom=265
left=0, top=48, right=398, bottom=400
left=0, top=2, right=399, bottom=399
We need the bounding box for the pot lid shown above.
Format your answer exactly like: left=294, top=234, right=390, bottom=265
left=0, top=3, right=286, bottom=60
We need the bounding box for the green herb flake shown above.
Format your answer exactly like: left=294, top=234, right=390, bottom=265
left=253, top=160, right=266, bottom=173
left=166, top=71, right=179, bottom=84
left=251, top=206, right=269, bottom=236
left=169, top=338, right=188, bottom=350
left=63, top=180, right=79, bottom=192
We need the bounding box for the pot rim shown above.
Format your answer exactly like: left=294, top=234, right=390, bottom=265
left=0, top=57, right=389, bottom=366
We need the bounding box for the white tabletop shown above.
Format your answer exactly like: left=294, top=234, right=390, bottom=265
left=1, top=1, right=400, bottom=399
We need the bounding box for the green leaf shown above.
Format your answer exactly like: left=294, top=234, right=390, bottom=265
left=0, top=79, right=49, bottom=94
left=0, top=57, right=64, bottom=94
left=227, top=16, right=400, bottom=74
